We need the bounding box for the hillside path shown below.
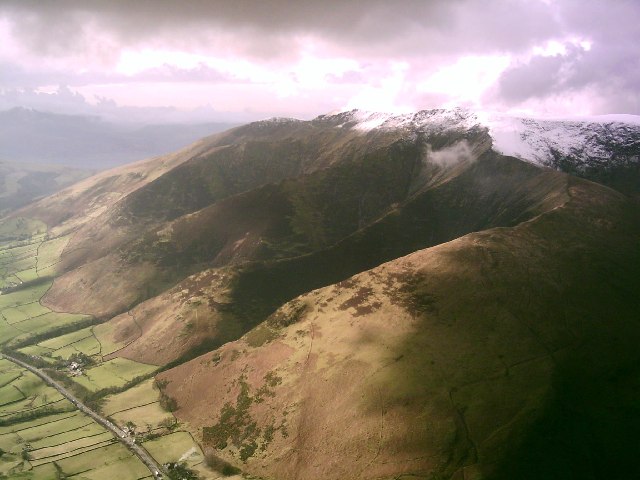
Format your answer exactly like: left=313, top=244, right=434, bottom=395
left=1, top=353, right=167, bottom=479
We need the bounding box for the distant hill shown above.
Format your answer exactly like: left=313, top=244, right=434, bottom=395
left=0, top=160, right=90, bottom=217
left=0, top=107, right=238, bottom=169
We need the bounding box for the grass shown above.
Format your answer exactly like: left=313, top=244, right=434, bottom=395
left=54, top=442, right=151, bottom=479
left=29, top=423, right=108, bottom=449
left=0, top=280, right=52, bottom=311
left=0, top=366, right=150, bottom=479
left=0, top=220, right=155, bottom=478
left=17, top=345, right=54, bottom=357
left=101, top=379, right=175, bottom=430
left=143, top=430, right=205, bottom=466
left=0, top=217, right=46, bottom=247
left=2, top=310, right=92, bottom=348
left=29, top=438, right=116, bottom=466
left=0, top=411, right=79, bottom=436
left=0, top=369, right=68, bottom=418
left=8, top=311, right=90, bottom=344
left=92, top=321, right=131, bottom=356
left=101, top=378, right=158, bottom=414
left=111, top=403, right=173, bottom=431
left=10, top=371, right=46, bottom=397
left=0, top=383, right=25, bottom=406
left=37, top=326, right=94, bottom=350
left=2, top=307, right=29, bottom=324
left=72, top=358, right=158, bottom=392
left=16, top=302, right=50, bottom=319
left=35, top=235, right=71, bottom=276
left=0, top=369, right=22, bottom=387
left=14, top=267, right=39, bottom=283
left=15, top=412, right=93, bottom=442
left=29, top=463, right=59, bottom=480
left=29, top=431, right=115, bottom=461
left=53, top=335, right=101, bottom=359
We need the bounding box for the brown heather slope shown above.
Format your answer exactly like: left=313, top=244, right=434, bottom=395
left=159, top=176, right=640, bottom=480
left=14, top=139, right=212, bottom=237
left=39, top=120, right=413, bottom=317
left=82, top=152, right=571, bottom=366
left=40, top=126, right=482, bottom=318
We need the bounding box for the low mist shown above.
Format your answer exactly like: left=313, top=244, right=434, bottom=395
left=424, top=140, right=475, bottom=167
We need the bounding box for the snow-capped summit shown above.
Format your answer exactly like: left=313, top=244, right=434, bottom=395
left=318, top=108, right=640, bottom=182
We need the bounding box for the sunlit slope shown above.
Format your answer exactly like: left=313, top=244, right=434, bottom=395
left=39, top=124, right=467, bottom=318
left=160, top=176, right=640, bottom=480
left=63, top=150, right=573, bottom=367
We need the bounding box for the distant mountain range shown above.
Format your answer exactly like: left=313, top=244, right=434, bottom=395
left=2, top=108, right=640, bottom=479
left=0, top=107, right=238, bottom=169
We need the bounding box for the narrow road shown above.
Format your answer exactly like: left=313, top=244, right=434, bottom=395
left=2, top=353, right=167, bottom=479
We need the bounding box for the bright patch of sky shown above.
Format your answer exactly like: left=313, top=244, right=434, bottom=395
left=0, top=0, right=638, bottom=122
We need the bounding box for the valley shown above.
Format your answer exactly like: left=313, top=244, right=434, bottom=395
left=0, top=109, right=639, bottom=479
left=0, top=220, right=210, bottom=479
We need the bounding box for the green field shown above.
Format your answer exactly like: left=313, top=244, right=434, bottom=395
left=0, top=217, right=46, bottom=248
left=0, top=218, right=205, bottom=478
left=20, top=325, right=102, bottom=361
left=102, top=379, right=174, bottom=430
left=92, top=321, right=132, bottom=356
left=0, top=362, right=152, bottom=479
left=0, top=219, right=91, bottom=347
left=72, top=358, right=158, bottom=392
left=53, top=442, right=151, bottom=479
left=35, top=235, right=71, bottom=277
left=143, top=431, right=206, bottom=469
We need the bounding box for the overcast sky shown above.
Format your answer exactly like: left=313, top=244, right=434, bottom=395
left=0, top=0, right=638, bottom=122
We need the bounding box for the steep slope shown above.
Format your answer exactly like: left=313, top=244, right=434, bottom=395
left=18, top=108, right=636, bottom=324
left=341, top=109, right=640, bottom=196
left=160, top=175, right=640, bottom=480
left=34, top=108, right=637, bottom=362
left=3, top=108, right=640, bottom=479
left=95, top=151, right=566, bottom=367
left=38, top=123, right=445, bottom=317
left=485, top=113, right=640, bottom=196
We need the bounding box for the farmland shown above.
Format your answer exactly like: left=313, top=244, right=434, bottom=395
left=0, top=218, right=220, bottom=478
left=101, top=379, right=174, bottom=431
left=72, top=357, right=158, bottom=392
left=0, top=225, right=91, bottom=347
left=0, top=359, right=152, bottom=479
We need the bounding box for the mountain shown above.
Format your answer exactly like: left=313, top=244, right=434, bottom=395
left=0, top=107, right=238, bottom=169
left=343, top=109, right=640, bottom=196
left=1, top=108, right=639, bottom=479
left=0, top=160, right=91, bottom=217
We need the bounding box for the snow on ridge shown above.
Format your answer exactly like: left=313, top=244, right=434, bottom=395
left=484, top=112, right=640, bottom=166
left=339, top=108, right=482, bottom=133
left=317, top=108, right=640, bottom=169
left=259, top=117, right=302, bottom=124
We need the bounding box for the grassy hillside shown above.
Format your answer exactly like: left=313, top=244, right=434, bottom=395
left=160, top=176, right=640, bottom=480
left=3, top=112, right=639, bottom=479
left=41, top=148, right=576, bottom=368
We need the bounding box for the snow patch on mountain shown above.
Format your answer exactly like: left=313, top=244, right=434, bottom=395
left=485, top=113, right=640, bottom=169
left=326, top=108, right=640, bottom=171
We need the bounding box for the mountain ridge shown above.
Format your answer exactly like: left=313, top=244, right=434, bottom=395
left=1, top=107, right=639, bottom=479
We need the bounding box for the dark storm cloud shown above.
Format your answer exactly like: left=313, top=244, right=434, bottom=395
left=1, top=0, right=639, bottom=114
left=0, top=0, right=559, bottom=58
